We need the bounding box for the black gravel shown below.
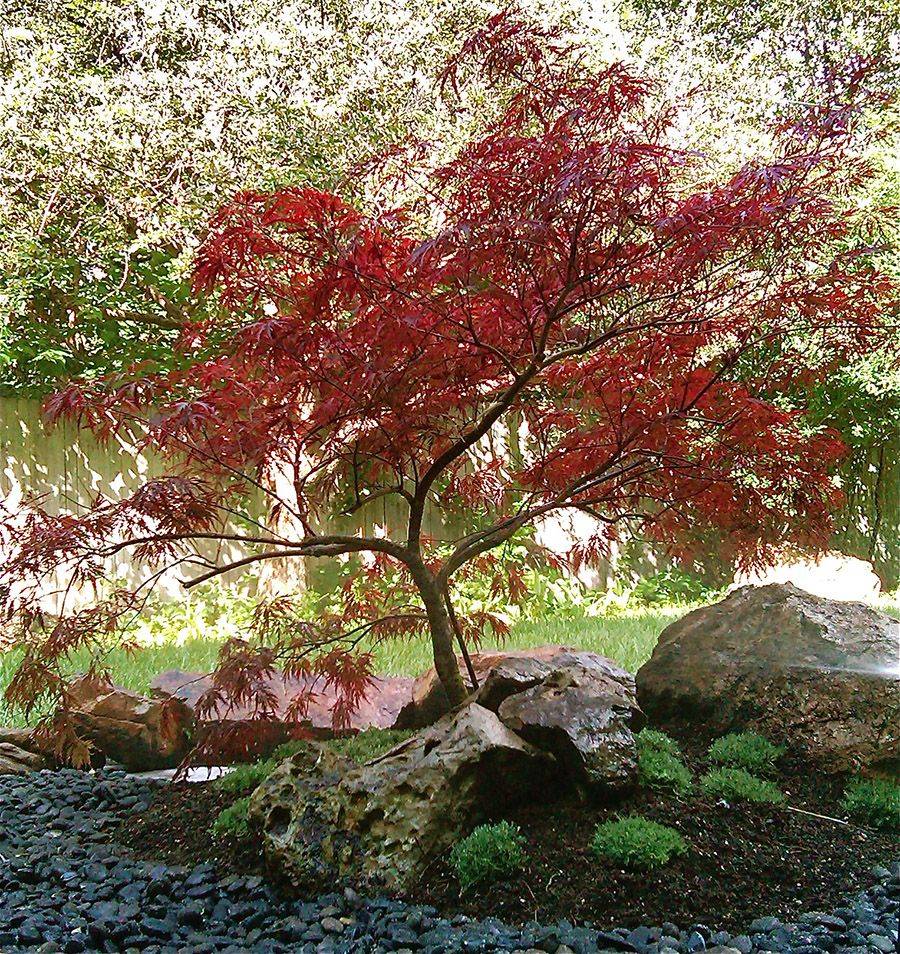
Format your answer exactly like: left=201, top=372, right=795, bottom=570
left=0, top=769, right=897, bottom=954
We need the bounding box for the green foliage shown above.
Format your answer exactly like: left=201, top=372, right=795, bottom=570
left=591, top=815, right=687, bottom=869
left=636, top=729, right=692, bottom=794
left=450, top=821, right=527, bottom=890
left=272, top=728, right=413, bottom=765
left=841, top=777, right=900, bottom=831
left=700, top=767, right=785, bottom=805
left=215, top=760, right=277, bottom=794
left=708, top=732, right=785, bottom=775
left=630, top=569, right=721, bottom=606
left=211, top=796, right=252, bottom=839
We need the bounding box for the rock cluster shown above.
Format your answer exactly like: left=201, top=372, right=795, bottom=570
left=1, top=768, right=897, bottom=953
left=636, top=584, right=900, bottom=774
left=253, top=649, right=643, bottom=891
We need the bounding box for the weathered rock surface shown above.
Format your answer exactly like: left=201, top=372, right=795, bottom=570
left=0, top=740, right=45, bottom=774
left=69, top=677, right=195, bottom=771
left=250, top=703, right=554, bottom=891
left=152, top=668, right=413, bottom=732
left=393, top=645, right=643, bottom=793
left=395, top=644, right=639, bottom=729
left=497, top=662, right=642, bottom=792
left=636, top=583, right=900, bottom=773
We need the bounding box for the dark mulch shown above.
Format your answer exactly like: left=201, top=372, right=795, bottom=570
left=116, top=735, right=897, bottom=934
left=116, top=782, right=266, bottom=877
left=414, top=736, right=897, bottom=931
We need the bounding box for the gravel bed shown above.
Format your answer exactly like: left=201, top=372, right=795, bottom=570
left=0, top=769, right=897, bottom=954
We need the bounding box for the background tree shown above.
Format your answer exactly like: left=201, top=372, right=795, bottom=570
left=4, top=0, right=896, bottom=583
left=1, top=10, right=892, bottom=760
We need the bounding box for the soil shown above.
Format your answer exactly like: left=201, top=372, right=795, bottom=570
left=117, top=734, right=898, bottom=934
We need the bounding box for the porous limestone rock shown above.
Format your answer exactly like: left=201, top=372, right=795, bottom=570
left=250, top=703, right=554, bottom=891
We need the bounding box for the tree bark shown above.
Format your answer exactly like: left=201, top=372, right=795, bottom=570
left=411, top=564, right=468, bottom=707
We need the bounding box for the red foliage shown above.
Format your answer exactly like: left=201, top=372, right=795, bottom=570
left=1, top=8, right=894, bottom=762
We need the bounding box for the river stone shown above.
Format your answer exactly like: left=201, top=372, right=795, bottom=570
left=69, top=676, right=195, bottom=771
left=250, top=702, right=554, bottom=891
left=635, top=583, right=900, bottom=773
left=497, top=662, right=641, bottom=792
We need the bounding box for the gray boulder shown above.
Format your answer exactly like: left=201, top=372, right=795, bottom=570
left=636, top=583, right=900, bottom=773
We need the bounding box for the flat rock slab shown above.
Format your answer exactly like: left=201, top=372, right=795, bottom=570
left=152, top=669, right=414, bottom=731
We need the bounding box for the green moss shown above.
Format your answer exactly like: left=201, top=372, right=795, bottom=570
left=214, top=759, right=277, bottom=793
left=841, top=777, right=900, bottom=831
left=636, top=729, right=692, bottom=794
left=450, top=821, right=527, bottom=890
left=212, top=796, right=252, bottom=838
left=708, top=732, right=785, bottom=775
left=700, top=767, right=785, bottom=804
left=591, top=815, right=687, bottom=869
left=273, top=728, right=413, bottom=765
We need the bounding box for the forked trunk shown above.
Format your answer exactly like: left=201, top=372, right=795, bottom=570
left=412, top=567, right=468, bottom=708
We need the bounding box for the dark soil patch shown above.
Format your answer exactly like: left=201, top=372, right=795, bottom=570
left=116, top=781, right=265, bottom=877
left=116, top=740, right=897, bottom=934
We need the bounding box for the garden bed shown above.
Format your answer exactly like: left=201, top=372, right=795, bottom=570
left=117, top=734, right=897, bottom=935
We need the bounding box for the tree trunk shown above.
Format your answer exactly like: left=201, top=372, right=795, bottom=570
left=412, top=566, right=468, bottom=707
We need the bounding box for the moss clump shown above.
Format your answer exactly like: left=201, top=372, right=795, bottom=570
left=450, top=821, right=527, bottom=890
left=636, top=729, right=692, bottom=794
left=700, top=767, right=785, bottom=805
left=212, top=796, right=252, bottom=838
left=841, top=777, right=900, bottom=831
left=708, top=732, right=785, bottom=775
left=591, top=815, right=687, bottom=869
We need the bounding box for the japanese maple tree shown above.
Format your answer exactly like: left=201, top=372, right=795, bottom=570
left=1, top=9, right=892, bottom=761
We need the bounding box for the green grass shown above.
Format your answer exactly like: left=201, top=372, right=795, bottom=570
left=591, top=815, right=688, bottom=869
left=699, top=767, right=785, bottom=805
left=0, top=608, right=681, bottom=728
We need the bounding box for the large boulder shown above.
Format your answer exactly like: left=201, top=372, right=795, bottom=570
left=497, top=662, right=641, bottom=792
left=636, top=583, right=900, bottom=774
left=250, top=703, right=555, bottom=892
left=69, top=677, right=195, bottom=771
left=394, top=645, right=644, bottom=794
